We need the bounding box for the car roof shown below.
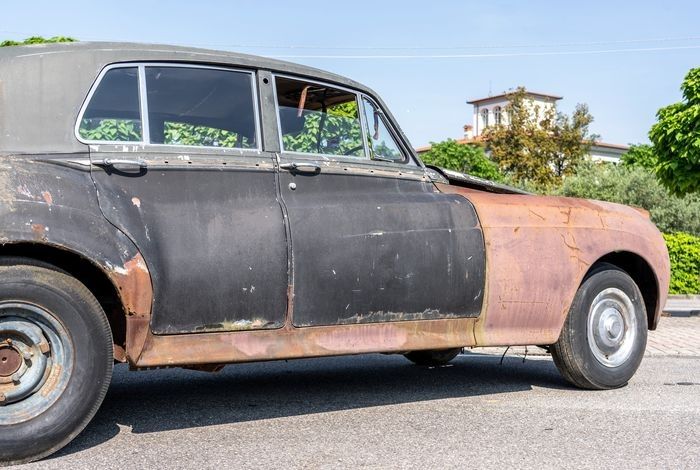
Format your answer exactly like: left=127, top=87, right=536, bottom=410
left=0, top=42, right=397, bottom=154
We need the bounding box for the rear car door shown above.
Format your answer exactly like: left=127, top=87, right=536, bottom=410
left=273, top=75, right=486, bottom=327
left=78, top=63, right=288, bottom=334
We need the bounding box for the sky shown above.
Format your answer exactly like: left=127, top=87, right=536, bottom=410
left=3, top=0, right=699, bottom=148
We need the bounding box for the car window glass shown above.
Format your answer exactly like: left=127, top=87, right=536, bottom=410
left=146, top=66, right=257, bottom=149
left=275, top=77, right=365, bottom=157
left=362, top=97, right=405, bottom=163
left=79, top=67, right=142, bottom=142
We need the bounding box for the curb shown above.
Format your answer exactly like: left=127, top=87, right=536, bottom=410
left=663, top=294, right=700, bottom=317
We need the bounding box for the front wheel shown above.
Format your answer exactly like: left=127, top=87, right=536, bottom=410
left=551, top=264, right=648, bottom=390
left=0, top=262, right=113, bottom=465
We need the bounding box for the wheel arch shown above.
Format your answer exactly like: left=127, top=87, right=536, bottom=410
left=587, top=251, right=661, bottom=330
left=0, top=241, right=147, bottom=362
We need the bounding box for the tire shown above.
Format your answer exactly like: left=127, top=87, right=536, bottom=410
left=404, top=348, right=462, bottom=366
left=0, top=262, right=113, bottom=465
left=551, top=263, right=647, bottom=390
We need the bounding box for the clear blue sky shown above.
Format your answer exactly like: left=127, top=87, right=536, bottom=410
left=3, top=0, right=699, bottom=147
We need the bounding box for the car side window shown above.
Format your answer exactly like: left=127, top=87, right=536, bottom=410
left=145, top=67, right=258, bottom=149
left=78, top=67, right=142, bottom=142
left=275, top=76, right=365, bottom=157
left=362, top=97, right=406, bottom=163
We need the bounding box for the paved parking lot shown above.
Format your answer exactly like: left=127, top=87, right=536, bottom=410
left=17, top=316, right=699, bottom=470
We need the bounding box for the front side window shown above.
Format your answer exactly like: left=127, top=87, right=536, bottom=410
left=362, top=98, right=404, bottom=163
left=146, top=67, right=257, bottom=149
left=79, top=67, right=142, bottom=142
left=275, top=77, right=365, bottom=157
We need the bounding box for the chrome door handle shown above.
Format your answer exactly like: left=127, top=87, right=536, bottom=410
left=95, top=158, right=148, bottom=169
left=279, top=162, right=321, bottom=174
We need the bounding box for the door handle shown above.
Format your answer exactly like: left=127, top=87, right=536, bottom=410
left=94, top=158, right=148, bottom=169
left=279, top=162, right=321, bottom=174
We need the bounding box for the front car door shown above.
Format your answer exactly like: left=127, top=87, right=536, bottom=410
left=78, top=63, right=288, bottom=334
left=272, top=75, right=486, bottom=327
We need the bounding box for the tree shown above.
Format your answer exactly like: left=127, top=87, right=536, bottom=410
left=484, top=87, right=596, bottom=188
left=558, top=160, right=700, bottom=236
left=649, top=67, right=700, bottom=196
left=0, top=36, right=75, bottom=47
left=620, top=143, right=657, bottom=170
left=420, top=139, right=503, bottom=181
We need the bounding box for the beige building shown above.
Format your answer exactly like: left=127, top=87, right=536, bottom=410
left=417, top=89, right=629, bottom=163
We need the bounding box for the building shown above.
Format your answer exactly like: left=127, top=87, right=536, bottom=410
left=416, top=89, right=629, bottom=162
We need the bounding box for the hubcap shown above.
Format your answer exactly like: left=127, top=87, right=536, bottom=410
left=0, top=303, right=73, bottom=425
left=587, top=288, right=637, bottom=368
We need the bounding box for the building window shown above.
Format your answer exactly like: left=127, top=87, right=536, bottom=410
left=494, top=106, right=502, bottom=125
left=481, top=108, right=489, bottom=128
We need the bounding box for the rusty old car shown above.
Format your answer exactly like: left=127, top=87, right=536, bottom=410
left=0, top=42, right=669, bottom=464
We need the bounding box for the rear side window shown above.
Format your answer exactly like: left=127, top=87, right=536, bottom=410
left=78, top=67, right=142, bottom=142
left=275, top=77, right=365, bottom=157
left=145, top=67, right=258, bottom=149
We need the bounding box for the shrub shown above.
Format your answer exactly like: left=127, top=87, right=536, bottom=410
left=663, top=232, right=700, bottom=294
left=558, top=161, right=700, bottom=236
left=420, top=140, right=503, bottom=182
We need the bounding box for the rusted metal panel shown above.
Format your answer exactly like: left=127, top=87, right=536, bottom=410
left=278, top=164, right=486, bottom=326
left=133, top=317, right=479, bottom=367
left=0, top=155, right=155, bottom=347
left=438, top=184, right=671, bottom=346
left=89, top=152, right=288, bottom=334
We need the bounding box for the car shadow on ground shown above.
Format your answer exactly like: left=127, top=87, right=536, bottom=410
left=52, top=352, right=569, bottom=459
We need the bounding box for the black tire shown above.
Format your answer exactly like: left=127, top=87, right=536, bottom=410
left=551, top=263, right=647, bottom=390
left=0, top=262, right=113, bottom=465
left=404, top=348, right=462, bottom=366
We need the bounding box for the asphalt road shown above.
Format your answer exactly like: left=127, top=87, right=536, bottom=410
left=17, top=354, right=700, bottom=470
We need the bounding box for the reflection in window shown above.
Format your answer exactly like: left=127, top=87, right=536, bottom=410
left=145, top=67, right=257, bottom=149
left=79, top=67, right=142, bottom=142
left=362, top=98, right=404, bottom=162
left=275, top=77, right=365, bottom=157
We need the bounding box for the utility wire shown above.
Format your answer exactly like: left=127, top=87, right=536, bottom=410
left=268, top=44, right=700, bottom=59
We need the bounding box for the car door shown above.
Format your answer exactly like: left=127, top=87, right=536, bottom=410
left=273, top=75, right=486, bottom=327
left=78, top=63, right=288, bottom=334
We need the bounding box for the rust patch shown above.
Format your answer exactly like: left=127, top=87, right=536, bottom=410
left=31, top=223, right=47, bottom=241
left=41, top=191, right=53, bottom=206
left=107, top=253, right=152, bottom=317
left=41, top=364, right=62, bottom=397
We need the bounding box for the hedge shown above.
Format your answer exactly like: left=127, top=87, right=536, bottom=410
left=663, top=232, right=700, bottom=295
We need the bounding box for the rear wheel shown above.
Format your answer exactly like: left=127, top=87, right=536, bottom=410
left=551, top=264, right=647, bottom=390
left=0, top=262, right=113, bottom=465
left=404, top=348, right=461, bottom=366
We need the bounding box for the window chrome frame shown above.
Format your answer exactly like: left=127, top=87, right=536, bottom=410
left=360, top=95, right=412, bottom=165
left=75, top=62, right=262, bottom=152
left=272, top=73, right=370, bottom=161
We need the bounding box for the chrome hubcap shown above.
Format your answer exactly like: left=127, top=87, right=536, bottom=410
left=587, top=288, right=637, bottom=368
left=0, top=303, right=73, bottom=425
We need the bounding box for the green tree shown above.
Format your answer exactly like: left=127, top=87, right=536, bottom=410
left=0, top=36, right=75, bottom=47
left=420, top=139, right=503, bottom=181
left=558, top=161, right=700, bottom=236
left=649, top=67, right=700, bottom=196
left=621, top=143, right=657, bottom=170
left=484, top=87, right=596, bottom=189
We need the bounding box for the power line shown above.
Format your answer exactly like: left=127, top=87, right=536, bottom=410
left=267, top=44, right=700, bottom=59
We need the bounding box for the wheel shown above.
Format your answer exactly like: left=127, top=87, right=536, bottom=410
left=404, top=348, right=461, bottom=366
left=551, top=263, right=647, bottom=390
left=0, top=261, right=113, bottom=465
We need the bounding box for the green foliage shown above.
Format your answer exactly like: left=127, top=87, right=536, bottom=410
left=663, top=232, right=700, bottom=294
left=484, top=87, right=596, bottom=187
left=79, top=119, right=141, bottom=142
left=621, top=143, right=657, bottom=170
left=283, top=101, right=363, bottom=156
left=164, top=122, right=254, bottom=148
left=558, top=161, right=700, bottom=236
left=649, top=67, right=700, bottom=196
left=0, top=36, right=76, bottom=47
left=420, top=139, right=503, bottom=181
